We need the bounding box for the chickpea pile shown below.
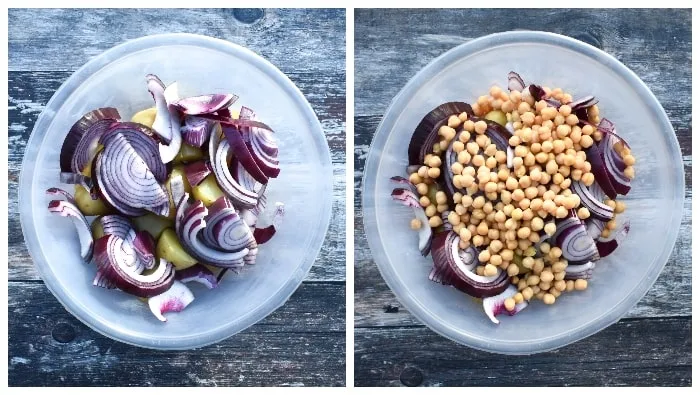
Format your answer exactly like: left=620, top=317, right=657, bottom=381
left=408, top=85, right=636, bottom=309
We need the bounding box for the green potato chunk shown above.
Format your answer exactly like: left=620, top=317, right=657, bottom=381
left=173, top=143, right=204, bottom=164
left=192, top=174, right=225, bottom=207
left=130, top=107, right=157, bottom=128
left=156, top=228, right=198, bottom=270
left=132, top=213, right=174, bottom=240
left=75, top=185, right=113, bottom=216
left=484, top=110, right=507, bottom=126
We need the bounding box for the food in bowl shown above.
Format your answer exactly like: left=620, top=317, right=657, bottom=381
left=46, top=74, right=284, bottom=322
left=391, top=72, right=634, bottom=324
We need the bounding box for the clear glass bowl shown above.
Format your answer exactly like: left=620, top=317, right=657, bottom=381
left=19, top=33, right=333, bottom=350
left=362, top=31, right=684, bottom=354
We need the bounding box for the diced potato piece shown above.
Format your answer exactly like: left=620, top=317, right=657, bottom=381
left=173, top=143, right=204, bottom=164
left=192, top=174, right=225, bottom=206
left=484, top=110, right=507, bottom=126
left=131, top=107, right=157, bottom=128
left=132, top=213, right=174, bottom=240
left=75, top=185, right=113, bottom=216
left=156, top=228, right=198, bottom=270
left=91, top=216, right=105, bottom=240
left=164, top=164, right=192, bottom=219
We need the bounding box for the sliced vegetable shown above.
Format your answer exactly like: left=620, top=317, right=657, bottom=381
left=156, top=228, right=198, bottom=270
left=181, top=116, right=215, bottom=148
left=93, top=234, right=174, bottom=297
left=172, top=93, right=237, bottom=115
left=133, top=230, right=157, bottom=270
left=60, top=107, right=121, bottom=174
left=183, top=161, right=212, bottom=187
left=507, top=71, right=525, bottom=92
left=484, top=110, right=507, bottom=126
left=600, top=133, right=631, bottom=195
left=482, top=285, right=528, bottom=324
left=429, top=232, right=509, bottom=298
left=570, top=180, right=613, bottom=221
left=132, top=213, right=174, bottom=240
left=565, top=261, right=596, bottom=280
left=597, top=219, right=630, bottom=258
left=173, top=142, right=205, bottom=164
left=95, top=125, right=169, bottom=217
left=391, top=188, right=431, bottom=256
left=408, top=102, right=473, bottom=165
left=209, top=124, right=258, bottom=208
left=192, top=174, right=225, bottom=207
left=147, top=280, right=194, bottom=322
left=74, top=184, right=113, bottom=216
left=556, top=221, right=600, bottom=264
left=585, top=142, right=618, bottom=199
left=175, top=264, right=218, bottom=289
left=47, top=196, right=93, bottom=261
left=253, top=202, right=285, bottom=246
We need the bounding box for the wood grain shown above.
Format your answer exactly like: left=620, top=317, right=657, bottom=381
left=9, top=282, right=345, bottom=387
left=354, top=8, right=691, bottom=387
left=8, top=8, right=346, bottom=387
left=354, top=317, right=691, bottom=387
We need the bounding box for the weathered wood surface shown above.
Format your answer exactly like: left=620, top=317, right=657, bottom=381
left=9, top=8, right=345, bottom=387
left=354, top=9, right=691, bottom=387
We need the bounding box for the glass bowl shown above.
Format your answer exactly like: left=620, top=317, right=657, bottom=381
left=362, top=31, right=684, bottom=354
left=19, top=33, right=333, bottom=350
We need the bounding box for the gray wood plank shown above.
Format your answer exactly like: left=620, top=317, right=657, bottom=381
left=8, top=69, right=346, bottom=282
left=9, top=8, right=345, bottom=75
left=9, top=281, right=345, bottom=387
left=354, top=317, right=691, bottom=387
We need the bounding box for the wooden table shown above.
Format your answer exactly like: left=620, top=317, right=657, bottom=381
left=8, top=9, right=346, bottom=386
left=354, top=9, right=691, bottom=387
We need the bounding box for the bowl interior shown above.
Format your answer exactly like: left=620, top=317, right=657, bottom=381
left=21, top=35, right=333, bottom=349
left=363, top=32, right=684, bottom=354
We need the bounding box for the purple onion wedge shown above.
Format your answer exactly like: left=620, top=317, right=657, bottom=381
left=565, top=261, right=596, bottom=280
left=253, top=202, right=285, bottom=246
left=482, top=285, right=528, bottom=324
left=47, top=198, right=93, bottom=261
left=571, top=180, right=614, bottom=221
left=59, top=107, right=121, bottom=174
left=93, top=235, right=175, bottom=298
left=507, top=71, right=525, bottom=92
left=429, top=232, right=509, bottom=298
left=408, top=102, right=473, bottom=165
left=183, top=160, right=212, bottom=187
left=600, top=133, right=631, bottom=195
left=147, top=280, right=194, bottom=322
left=133, top=230, right=156, bottom=270
left=181, top=116, right=215, bottom=148
left=172, top=93, right=238, bottom=115
left=175, top=194, right=249, bottom=268
left=586, top=142, right=618, bottom=200
left=391, top=188, right=431, bottom=256
left=209, top=125, right=259, bottom=208
left=175, top=264, right=218, bottom=289
left=556, top=222, right=600, bottom=265
left=597, top=219, right=631, bottom=258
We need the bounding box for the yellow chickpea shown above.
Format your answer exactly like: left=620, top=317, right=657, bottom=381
left=574, top=279, right=588, bottom=291
left=428, top=167, right=441, bottom=178
left=474, top=120, right=488, bottom=134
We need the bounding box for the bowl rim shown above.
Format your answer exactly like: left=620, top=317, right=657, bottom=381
left=361, top=30, right=685, bottom=354
left=19, top=32, right=333, bottom=350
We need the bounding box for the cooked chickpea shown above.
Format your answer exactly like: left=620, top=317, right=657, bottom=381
left=574, top=279, right=588, bottom=291
left=474, top=120, right=488, bottom=134
left=517, top=227, right=531, bottom=239
left=428, top=167, right=441, bottom=178
left=428, top=215, right=442, bottom=228
left=425, top=204, right=437, bottom=218
left=624, top=166, right=635, bottom=179
left=615, top=200, right=626, bottom=214
left=543, top=293, right=556, bottom=305
left=410, top=218, right=423, bottom=230
left=555, top=206, right=568, bottom=218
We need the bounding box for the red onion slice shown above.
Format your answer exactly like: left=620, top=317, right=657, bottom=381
left=528, top=84, right=547, bottom=101
left=430, top=232, right=509, bottom=297
left=175, top=195, right=249, bottom=268
left=209, top=126, right=258, bottom=208
left=571, top=180, right=614, bottom=221
left=146, top=74, right=174, bottom=143
left=408, top=102, right=473, bottom=165
left=183, top=160, right=212, bottom=187
left=60, top=108, right=121, bottom=173
left=147, top=280, right=194, bottom=322
left=586, top=142, right=618, bottom=199
left=93, top=235, right=174, bottom=297
left=585, top=218, right=606, bottom=240
left=252, top=202, right=284, bottom=246
left=221, top=124, right=268, bottom=184
left=569, top=95, right=599, bottom=111
left=95, top=127, right=170, bottom=217
left=47, top=199, right=93, bottom=261
left=172, top=93, right=238, bottom=115
left=181, top=116, right=215, bottom=148
left=507, top=71, right=526, bottom=92
left=47, top=187, right=77, bottom=206
left=482, top=285, right=528, bottom=324
left=175, top=264, right=218, bottom=289
left=98, top=214, right=133, bottom=239
left=556, top=223, right=600, bottom=264
left=391, top=187, right=431, bottom=255
left=565, top=261, right=596, bottom=280
left=601, top=133, right=631, bottom=195
left=133, top=230, right=156, bottom=270
left=597, top=219, right=631, bottom=258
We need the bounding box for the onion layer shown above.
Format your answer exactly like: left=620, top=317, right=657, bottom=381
left=47, top=196, right=93, bottom=261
